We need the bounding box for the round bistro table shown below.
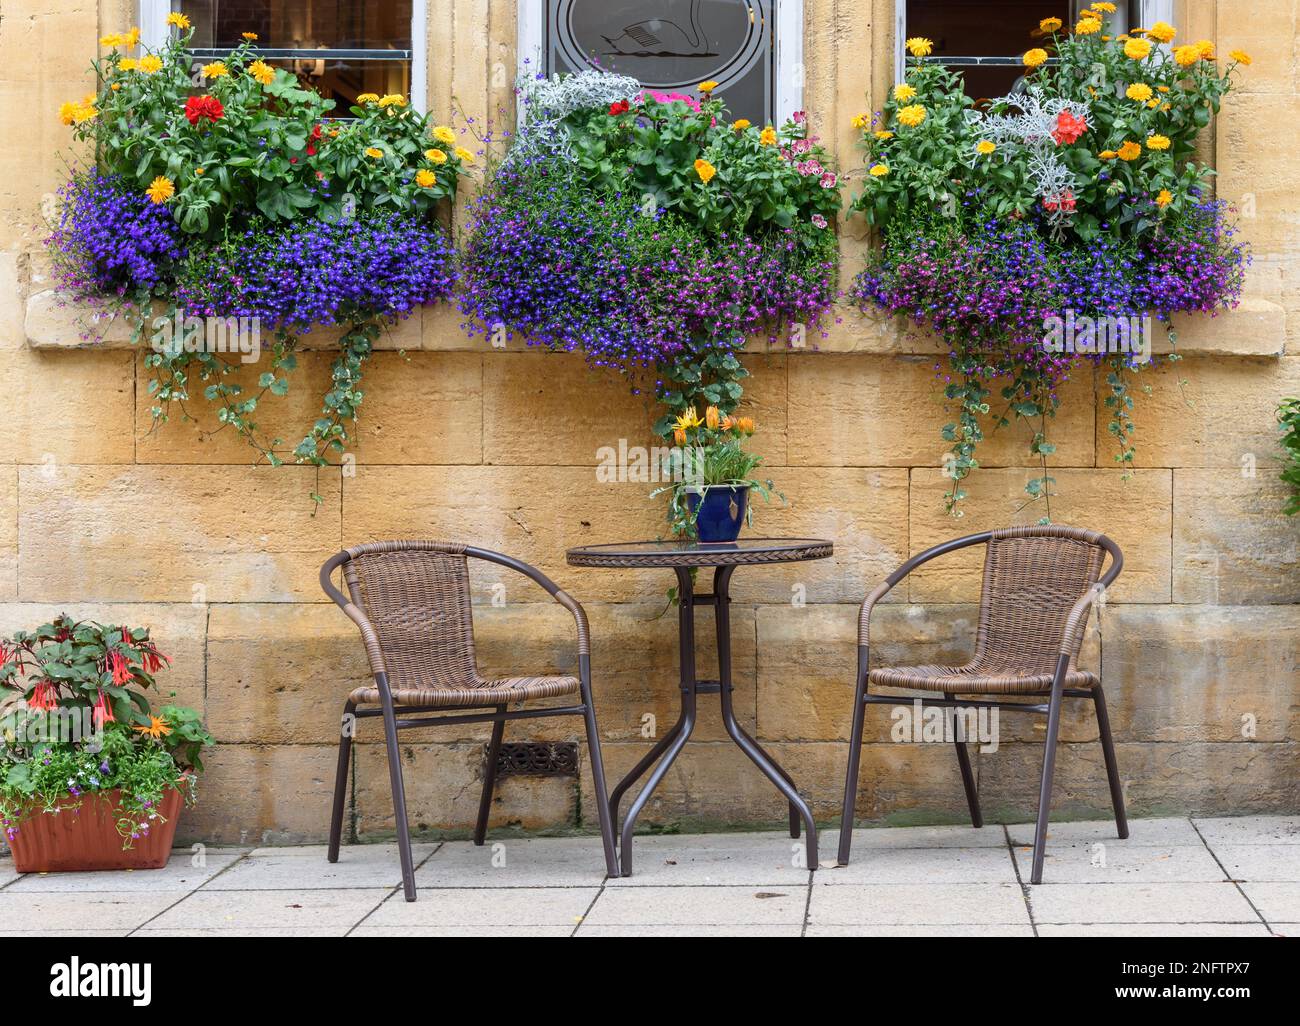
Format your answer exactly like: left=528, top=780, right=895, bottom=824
left=566, top=538, right=834, bottom=876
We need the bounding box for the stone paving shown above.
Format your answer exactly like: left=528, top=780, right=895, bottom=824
left=2, top=816, right=1297, bottom=936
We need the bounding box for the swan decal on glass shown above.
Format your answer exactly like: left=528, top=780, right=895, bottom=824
left=601, top=0, right=719, bottom=58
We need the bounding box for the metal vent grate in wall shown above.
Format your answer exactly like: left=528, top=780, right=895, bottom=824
left=492, top=742, right=579, bottom=777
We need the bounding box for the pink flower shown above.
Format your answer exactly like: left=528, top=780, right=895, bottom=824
left=792, top=110, right=806, bottom=124
left=820, top=172, right=838, bottom=188
left=811, top=213, right=828, bottom=229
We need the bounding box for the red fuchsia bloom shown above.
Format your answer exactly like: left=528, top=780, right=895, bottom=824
left=29, top=682, right=59, bottom=711
left=608, top=99, right=630, bottom=116
left=108, top=648, right=132, bottom=685
left=1051, top=110, right=1087, bottom=146
left=184, top=95, right=225, bottom=126
left=140, top=643, right=169, bottom=674
left=92, top=688, right=115, bottom=727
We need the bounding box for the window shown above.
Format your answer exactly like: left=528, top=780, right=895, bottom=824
left=896, top=0, right=1175, bottom=98
left=520, top=1, right=804, bottom=125
left=140, top=0, right=426, bottom=112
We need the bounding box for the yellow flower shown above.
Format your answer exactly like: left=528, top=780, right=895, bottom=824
left=1099, top=149, right=1118, bottom=159
left=145, top=176, right=175, bottom=204
left=849, top=113, right=869, bottom=130
left=134, top=715, right=172, bottom=739
left=425, top=148, right=448, bottom=164
left=357, top=93, right=381, bottom=104
left=674, top=409, right=703, bottom=432
left=1173, top=45, right=1201, bottom=67
left=415, top=169, right=438, bottom=188
left=365, top=147, right=384, bottom=159
left=896, top=104, right=927, bottom=127
left=1195, top=39, right=1216, bottom=60
left=125, top=27, right=141, bottom=47
left=166, top=12, right=190, bottom=30
left=111, top=82, right=120, bottom=91
left=378, top=93, right=406, bottom=107
left=1161, top=102, right=1171, bottom=111
left=202, top=61, right=228, bottom=79
left=759, top=125, right=777, bottom=145
left=976, top=139, right=996, bottom=155
left=1156, top=189, right=1174, bottom=207
left=119, top=57, right=138, bottom=72
left=869, top=163, right=890, bottom=177
left=1229, top=49, right=1253, bottom=66
left=1147, top=21, right=1176, bottom=44
left=139, top=54, right=162, bottom=74
left=1023, top=48, right=1049, bottom=68
left=1158, top=85, right=1170, bottom=92
left=432, top=125, right=457, bottom=144
left=455, top=146, right=475, bottom=163
left=61, top=96, right=98, bottom=125
left=1039, top=17, right=1063, bottom=33
left=1076, top=18, right=1102, bottom=35
left=1147, top=98, right=1161, bottom=109
left=194, top=166, right=204, bottom=175
left=905, top=37, right=934, bottom=57
left=57, top=101, right=78, bottom=125
left=698, top=80, right=719, bottom=94
left=1118, top=140, right=1143, bottom=161
left=1126, top=82, right=1153, bottom=102
left=894, top=83, right=917, bottom=102
left=1124, top=37, right=1152, bottom=59
left=241, top=31, right=259, bottom=41
left=100, top=33, right=126, bottom=48
left=1092, top=2, right=1117, bottom=12
left=693, top=158, right=716, bottom=184
left=249, top=59, right=275, bottom=85
left=705, top=406, right=720, bottom=429
left=1146, top=133, right=1171, bottom=150
left=733, top=118, right=751, bottom=130
left=874, top=129, right=894, bottom=140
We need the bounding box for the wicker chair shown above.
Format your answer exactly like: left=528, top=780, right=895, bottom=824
left=839, top=526, right=1128, bottom=883
left=320, top=541, right=619, bottom=900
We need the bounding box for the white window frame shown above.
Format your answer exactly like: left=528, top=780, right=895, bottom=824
left=519, top=0, right=805, bottom=124
left=895, top=0, right=1177, bottom=85
left=138, top=0, right=427, bottom=112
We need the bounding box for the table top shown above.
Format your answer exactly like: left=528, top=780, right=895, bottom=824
left=566, top=538, right=834, bottom=569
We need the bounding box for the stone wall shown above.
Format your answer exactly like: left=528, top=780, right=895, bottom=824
left=0, top=1, right=1296, bottom=846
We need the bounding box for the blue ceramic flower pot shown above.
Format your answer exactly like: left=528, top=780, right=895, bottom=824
left=686, top=485, right=750, bottom=543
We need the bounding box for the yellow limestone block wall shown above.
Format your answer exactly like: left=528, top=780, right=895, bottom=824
left=0, top=0, right=1295, bottom=843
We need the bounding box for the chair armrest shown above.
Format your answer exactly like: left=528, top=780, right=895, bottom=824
left=466, top=547, right=590, bottom=659
left=1059, top=583, right=1107, bottom=657
left=858, top=581, right=894, bottom=647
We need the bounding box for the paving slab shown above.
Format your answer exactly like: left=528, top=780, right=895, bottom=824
left=6, top=850, right=246, bottom=892
left=1027, top=882, right=1259, bottom=924
left=1213, top=845, right=1300, bottom=882
left=805, top=923, right=1035, bottom=937
left=1036, top=923, right=1273, bottom=937
left=143, top=887, right=392, bottom=931
left=1238, top=883, right=1300, bottom=923
left=808, top=883, right=1030, bottom=926
left=1194, top=816, right=1300, bottom=846
left=1007, top=817, right=1199, bottom=847
left=607, top=832, right=813, bottom=886
left=350, top=925, right=576, bottom=937
left=417, top=837, right=611, bottom=888
left=830, top=824, right=1007, bottom=849
left=0, top=890, right=187, bottom=932
left=135, top=927, right=351, bottom=937
left=1012, top=843, right=1227, bottom=884
left=817, top=846, right=1017, bottom=885
left=361, top=886, right=599, bottom=928
left=583, top=885, right=807, bottom=927
left=206, top=844, right=437, bottom=890
left=575, top=924, right=804, bottom=937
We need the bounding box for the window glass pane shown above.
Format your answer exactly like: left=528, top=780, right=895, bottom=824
left=545, top=0, right=777, bottom=124
left=906, top=0, right=1070, bottom=60
left=181, top=0, right=412, bottom=50
left=262, top=57, right=411, bottom=108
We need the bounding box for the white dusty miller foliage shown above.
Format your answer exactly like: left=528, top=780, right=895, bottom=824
left=968, top=87, right=1092, bottom=230
left=512, top=69, right=642, bottom=164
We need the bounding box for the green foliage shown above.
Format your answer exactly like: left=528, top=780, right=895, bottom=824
left=1279, top=397, right=1300, bottom=516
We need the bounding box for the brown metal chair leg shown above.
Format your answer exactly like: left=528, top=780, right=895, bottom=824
left=1092, top=683, right=1129, bottom=839
left=837, top=648, right=870, bottom=866
left=473, top=706, right=507, bottom=846
left=578, top=657, right=620, bottom=878
left=377, top=678, right=418, bottom=901
left=1030, top=663, right=1068, bottom=885
left=953, top=724, right=983, bottom=829
left=328, top=699, right=357, bottom=863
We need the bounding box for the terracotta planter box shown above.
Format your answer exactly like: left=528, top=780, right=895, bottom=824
left=7, top=785, right=185, bottom=873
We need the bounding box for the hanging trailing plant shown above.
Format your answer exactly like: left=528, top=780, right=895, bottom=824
left=849, top=12, right=1250, bottom=516
left=46, top=21, right=467, bottom=494
left=461, top=71, right=842, bottom=536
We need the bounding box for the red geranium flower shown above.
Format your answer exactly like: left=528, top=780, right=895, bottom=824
left=184, top=95, right=225, bottom=126
left=1050, top=110, right=1087, bottom=146
left=608, top=99, right=630, bottom=116
left=1043, top=190, right=1077, bottom=213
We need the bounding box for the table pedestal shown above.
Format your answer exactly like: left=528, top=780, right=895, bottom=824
left=607, top=564, right=819, bottom=876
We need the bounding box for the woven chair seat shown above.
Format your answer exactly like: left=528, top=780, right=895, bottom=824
left=870, top=664, right=1099, bottom=696
left=350, top=674, right=580, bottom=709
